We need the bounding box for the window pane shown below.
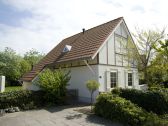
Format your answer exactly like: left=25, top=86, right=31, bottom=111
left=128, top=73, right=132, bottom=86
left=110, top=72, right=117, bottom=88
left=115, top=36, right=121, bottom=53
left=116, top=54, right=123, bottom=66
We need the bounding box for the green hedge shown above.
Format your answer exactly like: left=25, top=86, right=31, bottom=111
left=94, top=93, right=167, bottom=126
left=0, top=90, right=45, bottom=110
left=112, top=88, right=168, bottom=115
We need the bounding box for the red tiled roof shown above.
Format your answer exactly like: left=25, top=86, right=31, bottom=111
left=20, top=17, right=123, bottom=81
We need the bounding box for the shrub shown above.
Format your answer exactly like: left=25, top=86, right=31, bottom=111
left=94, top=93, right=167, bottom=126
left=37, top=68, right=71, bottom=103
left=112, top=88, right=168, bottom=115
left=0, top=90, right=45, bottom=110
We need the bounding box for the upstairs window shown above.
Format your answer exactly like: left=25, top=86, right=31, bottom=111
left=115, top=35, right=127, bottom=54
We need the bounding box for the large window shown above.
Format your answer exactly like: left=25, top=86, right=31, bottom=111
left=128, top=73, right=133, bottom=86
left=110, top=72, right=117, bottom=88
left=116, top=54, right=123, bottom=66
left=115, top=35, right=127, bottom=54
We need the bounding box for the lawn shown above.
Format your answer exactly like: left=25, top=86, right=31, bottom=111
left=5, top=86, right=22, bottom=92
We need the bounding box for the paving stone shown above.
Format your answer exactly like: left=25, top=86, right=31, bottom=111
left=0, top=105, right=123, bottom=126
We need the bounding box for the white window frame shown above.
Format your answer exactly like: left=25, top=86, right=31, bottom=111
left=128, top=72, right=133, bottom=87
left=110, top=71, right=118, bottom=88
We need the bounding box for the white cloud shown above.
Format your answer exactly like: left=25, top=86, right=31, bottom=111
left=0, top=0, right=168, bottom=54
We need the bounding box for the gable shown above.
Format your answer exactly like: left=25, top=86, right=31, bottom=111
left=98, top=19, right=137, bottom=67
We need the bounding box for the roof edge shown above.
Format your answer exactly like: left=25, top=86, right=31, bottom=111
left=91, top=17, right=123, bottom=59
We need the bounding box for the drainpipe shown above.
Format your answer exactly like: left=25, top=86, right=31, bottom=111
left=84, top=60, right=96, bottom=78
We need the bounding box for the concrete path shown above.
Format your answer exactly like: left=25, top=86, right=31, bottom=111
left=0, top=105, right=122, bottom=126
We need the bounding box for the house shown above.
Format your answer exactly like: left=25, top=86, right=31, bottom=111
left=21, top=17, right=140, bottom=102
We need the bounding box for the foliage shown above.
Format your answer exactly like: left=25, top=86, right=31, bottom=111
left=133, top=28, right=165, bottom=84
left=37, top=68, right=71, bottom=103
left=5, top=86, right=22, bottom=92
left=0, top=90, right=45, bottom=110
left=86, top=80, right=99, bottom=110
left=0, top=47, right=22, bottom=85
left=155, top=39, right=168, bottom=59
left=112, top=88, right=168, bottom=115
left=0, top=47, right=44, bottom=86
left=94, top=93, right=167, bottom=126
left=147, top=39, right=168, bottom=86
left=24, top=48, right=44, bottom=67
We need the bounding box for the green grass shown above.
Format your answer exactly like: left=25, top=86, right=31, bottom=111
left=5, top=86, right=22, bottom=92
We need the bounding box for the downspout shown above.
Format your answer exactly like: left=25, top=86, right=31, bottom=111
left=84, top=60, right=96, bottom=79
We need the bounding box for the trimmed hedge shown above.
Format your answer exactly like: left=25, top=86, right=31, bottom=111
left=94, top=93, right=167, bottom=126
left=0, top=90, right=45, bottom=110
left=112, top=88, right=168, bottom=115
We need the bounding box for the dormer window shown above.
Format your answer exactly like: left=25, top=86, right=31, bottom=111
left=62, top=45, right=72, bottom=53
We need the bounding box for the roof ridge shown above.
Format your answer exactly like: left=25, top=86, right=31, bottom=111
left=62, top=17, right=123, bottom=41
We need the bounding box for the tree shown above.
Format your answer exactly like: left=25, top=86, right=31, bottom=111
left=155, top=39, right=168, bottom=60
left=0, top=47, right=23, bottom=85
left=37, top=68, right=71, bottom=103
left=86, top=80, right=99, bottom=111
left=147, top=39, right=168, bottom=87
left=133, top=28, right=165, bottom=84
left=0, top=47, right=44, bottom=86
left=24, top=49, right=44, bottom=68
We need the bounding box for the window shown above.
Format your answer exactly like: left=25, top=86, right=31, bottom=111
left=110, top=72, right=117, bottom=88
left=115, top=36, right=122, bottom=53
left=116, top=54, right=123, bottom=66
left=128, top=73, right=133, bottom=86
left=115, top=35, right=127, bottom=54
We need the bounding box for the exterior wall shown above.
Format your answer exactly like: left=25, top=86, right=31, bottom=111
left=99, top=21, right=129, bottom=65
left=99, top=43, right=107, bottom=64
left=98, top=20, right=139, bottom=91
left=98, top=64, right=139, bottom=92
left=22, top=81, right=40, bottom=91
left=67, top=65, right=99, bottom=102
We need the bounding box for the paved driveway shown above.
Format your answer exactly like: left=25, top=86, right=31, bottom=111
left=0, top=105, right=122, bottom=126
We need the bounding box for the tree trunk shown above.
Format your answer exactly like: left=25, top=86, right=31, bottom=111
left=91, top=91, right=93, bottom=111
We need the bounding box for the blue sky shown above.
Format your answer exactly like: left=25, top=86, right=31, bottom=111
left=0, top=0, right=167, bottom=54
left=0, top=1, right=32, bottom=27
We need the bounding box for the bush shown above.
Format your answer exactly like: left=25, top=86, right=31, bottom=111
left=37, top=68, right=71, bottom=103
left=94, top=93, right=167, bottom=126
left=112, top=88, right=168, bottom=115
left=0, top=90, right=45, bottom=110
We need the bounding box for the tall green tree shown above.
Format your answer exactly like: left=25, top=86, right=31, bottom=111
left=155, top=39, right=168, bottom=60
left=24, top=49, right=44, bottom=68
left=147, top=39, right=168, bottom=86
left=0, top=47, right=23, bottom=85
left=133, top=28, right=165, bottom=84
left=0, top=47, right=44, bottom=86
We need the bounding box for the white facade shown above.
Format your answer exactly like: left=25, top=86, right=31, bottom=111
left=22, top=20, right=140, bottom=103
left=98, top=21, right=139, bottom=93
left=67, top=65, right=99, bottom=102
